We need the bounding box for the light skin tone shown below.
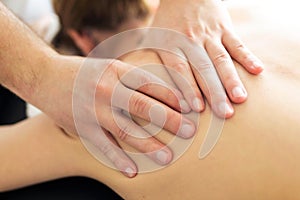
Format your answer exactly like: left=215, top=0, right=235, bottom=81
left=0, top=0, right=262, bottom=177
left=1, top=26, right=300, bottom=198
left=69, top=0, right=265, bottom=119
left=0, top=1, right=194, bottom=177
left=151, top=0, right=264, bottom=117
left=1, top=1, right=299, bottom=198
left=63, top=0, right=264, bottom=177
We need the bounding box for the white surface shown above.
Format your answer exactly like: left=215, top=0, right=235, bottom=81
left=1, top=0, right=55, bottom=23
left=27, top=104, right=42, bottom=118
left=1, top=0, right=60, bottom=43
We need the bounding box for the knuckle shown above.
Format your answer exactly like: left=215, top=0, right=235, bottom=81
left=172, top=63, right=188, bottom=73
left=226, top=77, right=241, bottom=87
left=110, top=59, right=122, bottom=68
left=113, top=157, right=128, bottom=169
left=166, top=89, right=181, bottom=105
left=96, top=81, right=111, bottom=98
left=170, top=110, right=179, bottom=121
left=166, top=89, right=176, bottom=99
left=109, top=60, right=123, bottom=74
left=144, top=141, right=161, bottom=153
left=212, top=86, right=227, bottom=98
left=236, top=43, right=246, bottom=51
left=193, top=63, right=213, bottom=75
left=100, top=142, right=114, bottom=156
left=167, top=111, right=179, bottom=127
left=213, top=52, right=230, bottom=65
left=131, top=95, right=149, bottom=114
left=118, top=127, right=128, bottom=141
left=117, top=125, right=132, bottom=141
left=186, top=29, right=196, bottom=40
left=235, top=43, right=252, bottom=59
left=243, top=53, right=255, bottom=62
left=96, top=80, right=105, bottom=92
left=198, top=63, right=212, bottom=70
left=223, top=73, right=236, bottom=82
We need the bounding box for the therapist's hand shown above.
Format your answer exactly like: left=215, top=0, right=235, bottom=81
left=151, top=0, right=264, bottom=118
left=40, top=55, right=194, bottom=178
left=0, top=1, right=194, bottom=178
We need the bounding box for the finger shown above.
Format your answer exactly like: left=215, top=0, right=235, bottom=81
left=83, top=126, right=137, bottom=178
left=100, top=129, right=138, bottom=178
left=222, top=31, right=264, bottom=75
left=205, top=39, right=248, bottom=104
left=112, top=84, right=196, bottom=139
left=107, top=112, right=173, bottom=165
left=117, top=60, right=190, bottom=113
left=158, top=49, right=205, bottom=112
left=184, top=44, right=234, bottom=118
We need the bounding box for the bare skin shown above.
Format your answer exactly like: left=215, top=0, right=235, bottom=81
left=1, top=0, right=300, bottom=199
left=151, top=0, right=264, bottom=116
left=0, top=0, right=259, bottom=175
left=1, top=43, right=300, bottom=198
left=0, top=1, right=194, bottom=176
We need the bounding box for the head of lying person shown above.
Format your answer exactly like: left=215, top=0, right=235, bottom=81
left=52, top=0, right=154, bottom=56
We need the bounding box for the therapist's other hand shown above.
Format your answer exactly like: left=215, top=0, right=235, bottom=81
left=151, top=0, right=264, bottom=118
left=42, top=55, right=195, bottom=178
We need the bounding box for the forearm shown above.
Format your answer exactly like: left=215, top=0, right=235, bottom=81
left=0, top=2, right=58, bottom=101
left=0, top=115, right=82, bottom=192
left=0, top=3, right=85, bottom=136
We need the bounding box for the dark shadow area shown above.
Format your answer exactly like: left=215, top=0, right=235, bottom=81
left=0, top=177, right=124, bottom=200
left=0, top=86, right=26, bottom=125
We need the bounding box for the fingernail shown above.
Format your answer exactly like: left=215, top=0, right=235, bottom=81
left=178, top=121, right=195, bottom=138
left=125, top=167, right=135, bottom=178
left=218, top=102, right=233, bottom=116
left=156, top=150, right=170, bottom=165
left=192, top=97, right=202, bottom=112
left=179, top=99, right=191, bottom=112
left=252, top=61, right=264, bottom=70
left=232, top=86, right=246, bottom=98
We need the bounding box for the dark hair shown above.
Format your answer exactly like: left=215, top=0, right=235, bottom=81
left=52, top=0, right=150, bottom=55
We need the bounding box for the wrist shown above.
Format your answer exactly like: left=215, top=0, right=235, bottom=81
left=33, top=54, right=82, bottom=134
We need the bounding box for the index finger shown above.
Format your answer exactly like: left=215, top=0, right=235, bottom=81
left=183, top=43, right=234, bottom=118
left=118, top=63, right=190, bottom=113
